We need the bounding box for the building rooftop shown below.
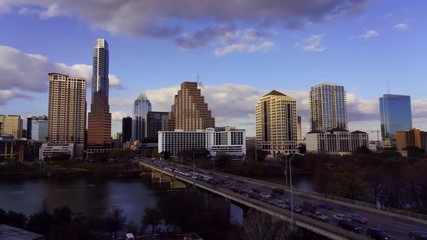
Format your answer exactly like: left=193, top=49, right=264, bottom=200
left=263, top=90, right=286, bottom=97
left=0, top=224, right=45, bottom=240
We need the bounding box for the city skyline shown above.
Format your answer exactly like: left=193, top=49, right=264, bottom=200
left=1, top=1, right=427, bottom=138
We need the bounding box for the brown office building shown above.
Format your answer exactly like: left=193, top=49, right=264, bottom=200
left=168, top=81, right=215, bottom=131
left=396, top=128, right=427, bottom=151
left=48, top=73, right=86, bottom=144
left=87, top=91, right=112, bottom=149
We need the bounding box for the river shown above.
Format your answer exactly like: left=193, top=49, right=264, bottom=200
left=0, top=177, right=245, bottom=225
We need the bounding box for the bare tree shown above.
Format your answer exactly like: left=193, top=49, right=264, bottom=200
left=104, top=205, right=126, bottom=239
left=241, top=209, right=294, bottom=240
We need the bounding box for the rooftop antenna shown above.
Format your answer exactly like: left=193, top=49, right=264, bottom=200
left=387, top=79, right=390, bottom=94
left=197, top=74, right=204, bottom=88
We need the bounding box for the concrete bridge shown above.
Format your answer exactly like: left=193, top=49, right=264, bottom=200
left=140, top=161, right=374, bottom=240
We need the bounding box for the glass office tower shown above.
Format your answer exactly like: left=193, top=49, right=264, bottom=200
left=379, top=94, right=412, bottom=138
left=132, top=93, right=152, bottom=141
left=92, top=39, right=109, bottom=103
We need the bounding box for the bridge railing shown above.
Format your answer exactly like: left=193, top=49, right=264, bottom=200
left=200, top=166, right=427, bottom=223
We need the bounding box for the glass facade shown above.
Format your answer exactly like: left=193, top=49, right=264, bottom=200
left=91, top=39, right=109, bottom=103
left=132, top=93, right=152, bottom=141
left=310, top=83, right=347, bottom=132
left=379, top=94, right=412, bottom=138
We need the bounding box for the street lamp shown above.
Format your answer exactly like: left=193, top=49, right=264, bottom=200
left=289, top=153, right=297, bottom=225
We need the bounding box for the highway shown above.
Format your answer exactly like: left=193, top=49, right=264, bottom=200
left=140, top=158, right=427, bottom=240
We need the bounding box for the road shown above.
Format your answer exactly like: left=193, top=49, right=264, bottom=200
left=140, top=158, right=427, bottom=240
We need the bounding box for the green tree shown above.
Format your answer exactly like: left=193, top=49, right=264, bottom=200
left=5, top=210, right=27, bottom=228
left=215, top=154, right=232, bottom=168
left=141, top=207, right=161, bottom=234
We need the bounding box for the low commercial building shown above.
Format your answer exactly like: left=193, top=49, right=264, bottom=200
left=396, top=128, right=427, bottom=151
left=158, top=128, right=246, bottom=158
left=39, top=143, right=75, bottom=160
left=306, top=128, right=369, bottom=155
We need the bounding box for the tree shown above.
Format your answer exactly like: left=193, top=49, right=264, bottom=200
left=104, top=205, right=126, bottom=240
left=141, top=207, right=161, bottom=234
left=241, top=209, right=294, bottom=240
left=215, top=154, right=232, bottom=168
left=5, top=210, right=27, bottom=228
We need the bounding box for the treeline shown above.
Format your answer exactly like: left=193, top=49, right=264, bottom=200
left=296, top=150, right=427, bottom=213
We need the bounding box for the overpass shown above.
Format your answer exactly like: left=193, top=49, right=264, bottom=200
left=140, top=160, right=390, bottom=240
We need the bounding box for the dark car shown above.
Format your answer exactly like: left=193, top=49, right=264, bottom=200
left=366, top=227, right=394, bottom=240
left=318, top=202, right=334, bottom=210
left=338, top=219, right=362, bottom=233
left=301, top=201, right=317, bottom=213
left=349, top=213, right=368, bottom=224
left=409, top=231, right=427, bottom=240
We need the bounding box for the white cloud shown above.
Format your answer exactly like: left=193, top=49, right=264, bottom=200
left=359, top=30, right=379, bottom=39
left=0, top=90, right=33, bottom=105
left=393, top=23, right=409, bottom=31
left=0, top=45, right=123, bottom=103
left=295, top=34, right=326, bottom=52
left=214, top=41, right=275, bottom=57
left=111, top=111, right=128, bottom=121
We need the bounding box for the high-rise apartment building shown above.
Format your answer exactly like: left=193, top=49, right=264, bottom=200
left=27, top=115, right=48, bottom=142
left=0, top=115, right=22, bottom=139
left=87, top=92, right=111, bottom=148
left=310, top=83, right=347, bottom=132
left=379, top=94, right=412, bottom=139
left=146, top=111, right=169, bottom=143
left=132, top=93, right=152, bottom=142
left=47, top=73, right=86, bottom=144
left=122, top=117, right=132, bottom=143
left=168, top=81, right=215, bottom=131
left=91, top=38, right=109, bottom=103
left=255, top=90, right=297, bottom=156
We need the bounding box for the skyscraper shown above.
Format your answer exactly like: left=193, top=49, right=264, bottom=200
left=146, top=111, right=169, bottom=143
left=132, top=93, right=152, bottom=142
left=122, top=117, right=132, bottom=143
left=88, top=38, right=112, bottom=151
left=47, top=73, right=86, bottom=144
left=379, top=94, right=412, bottom=139
left=310, top=83, right=347, bottom=132
left=255, top=90, right=297, bottom=156
left=168, top=81, right=215, bottom=131
left=91, top=38, right=109, bottom=103
left=87, top=91, right=111, bottom=148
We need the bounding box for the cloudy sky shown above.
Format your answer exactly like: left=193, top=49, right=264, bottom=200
left=1, top=0, right=426, bottom=139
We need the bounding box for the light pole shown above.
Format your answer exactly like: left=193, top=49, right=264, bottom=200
left=289, top=153, right=297, bottom=225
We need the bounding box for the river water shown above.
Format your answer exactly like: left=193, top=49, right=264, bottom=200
left=0, top=177, right=245, bottom=225
left=0, top=175, right=313, bottom=226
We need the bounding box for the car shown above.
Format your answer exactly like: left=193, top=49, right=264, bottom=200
left=284, top=204, right=303, bottom=214
left=318, top=202, right=334, bottom=210
left=272, top=188, right=285, bottom=195
left=308, top=211, right=329, bottom=222
left=366, top=227, right=394, bottom=240
left=409, top=231, right=427, bottom=240
left=301, top=201, right=317, bottom=213
left=338, top=219, right=363, bottom=233
left=348, top=213, right=368, bottom=224
left=332, top=213, right=350, bottom=221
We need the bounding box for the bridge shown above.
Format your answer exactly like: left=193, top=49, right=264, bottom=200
left=139, top=160, right=427, bottom=240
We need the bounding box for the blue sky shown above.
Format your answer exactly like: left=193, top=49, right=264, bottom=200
left=1, top=0, right=427, bottom=138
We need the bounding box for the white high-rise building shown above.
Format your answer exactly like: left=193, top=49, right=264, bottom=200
left=310, top=83, right=348, bottom=132
left=255, top=90, right=298, bottom=156
left=91, top=38, right=109, bottom=103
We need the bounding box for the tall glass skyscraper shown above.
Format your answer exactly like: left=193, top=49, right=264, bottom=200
left=379, top=94, right=412, bottom=138
left=310, top=83, right=347, bottom=132
left=92, top=38, right=109, bottom=103
left=132, top=93, right=152, bottom=141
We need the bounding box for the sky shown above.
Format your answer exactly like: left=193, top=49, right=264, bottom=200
left=1, top=0, right=427, bottom=139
